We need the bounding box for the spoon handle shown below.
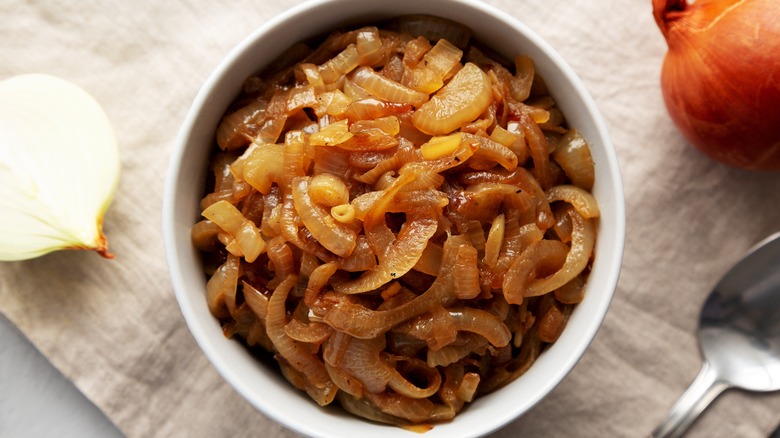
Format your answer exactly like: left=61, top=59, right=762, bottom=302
left=652, top=361, right=728, bottom=438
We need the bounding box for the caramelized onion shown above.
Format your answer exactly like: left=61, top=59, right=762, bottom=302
left=291, top=176, right=357, bottom=257
left=206, top=253, right=240, bottom=319
left=525, top=210, right=595, bottom=297
left=350, top=66, right=428, bottom=105
left=412, top=63, right=492, bottom=135
left=265, top=275, right=335, bottom=400
left=501, top=239, right=569, bottom=305
left=323, top=234, right=465, bottom=338
left=387, top=356, right=442, bottom=399
left=196, top=16, right=601, bottom=427
left=546, top=184, right=600, bottom=219
left=449, top=307, right=511, bottom=347
left=552, top=129, right=595, bottom=190
left=334, top=213, right=437, bottom=294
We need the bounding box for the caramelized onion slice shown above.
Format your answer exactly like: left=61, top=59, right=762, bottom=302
left=291, top=176, right=357, bottom=257
left=526, top=210, right=595, bottom=297
left=546, top=184, right=600, bottom=219
left=337, top=392, right=408, bottom=426
left=484, top=214, right=505, bottom=268
left=334, top=213, right=438, bottom=294
left=364, top=391, right=437, bottom=424
left=387, top=356, right=442, bottom=399
left=502, top=239, right=569, bottom=305
left=265, top=275, right=336, bottom=401
left=453, top=243, right=480, bottom=299
left=412, top=62, right=492, bottom=135
left=323, top=234, right=467, bottom=338
left=426, top=333, right=488, bottom=368
left=449, top=307, right=511, bottom=347
left=206, top=253, right=241, bottom=319
left=339, top=336, right=394, bottom=393
left=552, top=129, right=595, bottom=191
left=201, top=200, right=265, bottom=263
left=350, top=66, right=428, bottom=106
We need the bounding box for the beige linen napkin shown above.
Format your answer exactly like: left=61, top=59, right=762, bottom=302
left=1, top=0, right=779, bottom=437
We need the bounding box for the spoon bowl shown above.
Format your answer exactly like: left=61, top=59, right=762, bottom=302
left=653, top=232, right=780, bottom=438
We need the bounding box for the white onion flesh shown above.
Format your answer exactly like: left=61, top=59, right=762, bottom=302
left=0, top=74, right=120, bottom=260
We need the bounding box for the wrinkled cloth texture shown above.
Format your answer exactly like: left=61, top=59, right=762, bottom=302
left=1, top=0, right=780, bottom=437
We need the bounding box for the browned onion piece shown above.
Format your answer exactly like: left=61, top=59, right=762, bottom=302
left=513, top=167, right=554, bottom=230
left=463, top=133, right=518, bottom=170
left=492, top=220, right=544, bottom=286
left=502, top=239, right=569, bottom=305
left=280, top=194, right=304, bottom=249
left=426, top=333, right=488, bottom=368
left=483, top=214, right=504, bottom=268
left=402, top=41, right=462, bottom=94
left=334, top=213, right=437, bottom=294
left=206, top=253, right=240, bottom=319
left=337, top=235, right=377, bottom=272
left=323, top=234, right=466, bottom=338
left=325, top=360, right=364, bottom=398
left=283, top=131, right=311, bottom=188
left=344, top=98, right=412, bottom=123
left=546, top=184, right=600, bottom=219
left=266, top=237, right=295, bottom=280
left=364, top=391, right=437, bottom=424
left=537, top=303, right=567, bottom=343
left=319, top=44, right=360, bottom=84
left=216, top=98, right=268, bottom=150
left=394, top=307, right=458, bottom=351
left=356, top=26, right=385, bottom=67
left=552, top=129, right=595, bottom=191
left=320, top=327, right=348, bottom=366
left=456, top=372, right=481, bottom=403
left=284, top=318, right=333, bottom=343
left=387, top=356, right=442, bottom=399
left=551, top=203, right=574, bottom=243
left=412, top=241, right=442, bottom=276
left=518, top=112, right=553, bottom=190
left=526, top=210, right=595, bottom=297
left=243, top=280, right=269, bottom=321
left=354, top=139, right=417, bottom=184
left=265, top=275, right=335, bottom=403
left=191, top=220, right=221, bottom=251
left=453, top=243, right=480, bottom=299
left=449, top=307, right=511, bottom=347
left=201, top=200, right=266, bottom=263
left=303, top=261, right=338, bottom=310
left=292, top=176, right=357, bottom=257
left=339, top=336, right=394, bottom=393
left=350, top=66, right=428, bottom=105
left=337, top=392, right=409, bottom=426
left=279, top=360, right=338, bottom=407
left=554, top=273, right=586, bottom=304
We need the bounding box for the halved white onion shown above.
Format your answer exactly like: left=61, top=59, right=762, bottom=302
left=0, top=74, right=120, bottom=261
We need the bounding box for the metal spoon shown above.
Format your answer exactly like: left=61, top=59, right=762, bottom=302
left=652, top=232, right=780, bottom=438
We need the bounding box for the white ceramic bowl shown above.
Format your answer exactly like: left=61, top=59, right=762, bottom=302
left=163, top=0, right=625, bottom=436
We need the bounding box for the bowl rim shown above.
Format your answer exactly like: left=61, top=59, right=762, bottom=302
left=163, top=0, right=626, bottom=436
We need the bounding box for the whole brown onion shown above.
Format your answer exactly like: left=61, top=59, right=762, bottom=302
left=653, top=0, right=780, bottom=170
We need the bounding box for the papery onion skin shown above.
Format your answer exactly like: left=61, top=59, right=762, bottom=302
left=653, top=0, right=780, bottom=170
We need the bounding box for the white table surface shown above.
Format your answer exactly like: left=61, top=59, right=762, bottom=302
left=0, top=313, right=124, bottom=438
